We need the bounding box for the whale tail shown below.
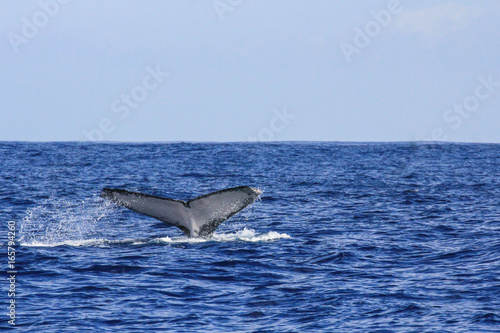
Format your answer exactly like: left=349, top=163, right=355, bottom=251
left=100, top=186, right=261, bottom=238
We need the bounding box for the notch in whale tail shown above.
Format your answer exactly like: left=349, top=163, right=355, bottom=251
left=100, top=186, right=262, bottom=238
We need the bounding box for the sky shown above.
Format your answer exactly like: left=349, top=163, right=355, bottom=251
left=1, top=0, right=500, bottom=143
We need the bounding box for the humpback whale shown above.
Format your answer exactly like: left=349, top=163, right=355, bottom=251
left=100, top=186, right=261, bottom=238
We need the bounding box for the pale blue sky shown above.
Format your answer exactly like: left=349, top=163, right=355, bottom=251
left=2, top=0, right=499, bottom=142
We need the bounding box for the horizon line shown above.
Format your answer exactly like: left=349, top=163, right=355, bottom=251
left=1, top=140, right=499, bottom=145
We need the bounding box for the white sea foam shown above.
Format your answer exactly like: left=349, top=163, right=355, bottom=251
left=156, top=228, right=291, bottom=244
left=22, top=228, right=291, bottom=247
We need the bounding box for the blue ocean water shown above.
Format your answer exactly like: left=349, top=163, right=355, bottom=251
left=1, top=142, right=500, bottom=332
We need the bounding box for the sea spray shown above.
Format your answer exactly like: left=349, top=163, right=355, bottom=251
left=19, top=195, right=114, bottom=246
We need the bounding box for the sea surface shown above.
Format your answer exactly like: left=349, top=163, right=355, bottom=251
left=1, top=142, right=499, bottom=332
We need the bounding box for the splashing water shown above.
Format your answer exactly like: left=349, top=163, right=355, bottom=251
left=19, top=195, right=114, bottom=246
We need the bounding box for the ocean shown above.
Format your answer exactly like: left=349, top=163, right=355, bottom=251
left=1, top=142, right=499, bottom=332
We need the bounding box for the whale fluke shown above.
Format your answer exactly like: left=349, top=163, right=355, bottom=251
left=100, top=186, right=261, bottom=238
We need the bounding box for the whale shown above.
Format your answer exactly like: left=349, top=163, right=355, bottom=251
left=100, top=186, right=261, bottom=238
